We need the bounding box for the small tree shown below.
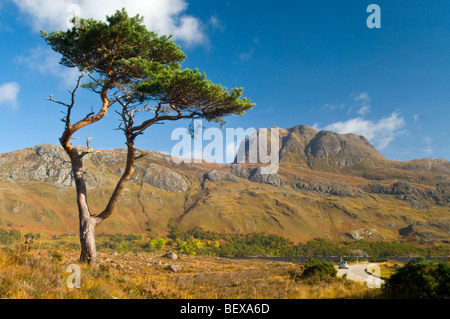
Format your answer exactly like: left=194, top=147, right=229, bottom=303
left=41, top=9, right=254, bottom=265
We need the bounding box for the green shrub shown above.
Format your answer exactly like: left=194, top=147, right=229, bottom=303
left=383, top=259, right=450, bottom=299
left=300, top=258, right=337, bottom=279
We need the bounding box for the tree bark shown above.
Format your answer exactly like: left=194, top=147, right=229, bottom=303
left=67, top=146, right=100, bottom=265
left=61, top=131, right=136, bottom=266
left=79, top=215, right=98, bottom=265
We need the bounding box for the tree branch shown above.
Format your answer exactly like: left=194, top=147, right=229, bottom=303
left=46, top=71, right=85, bottom=129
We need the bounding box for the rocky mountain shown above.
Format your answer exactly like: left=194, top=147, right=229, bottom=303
left=238, top=125, right=388, bottom=170
left=0, top=125, right=449, bottom=246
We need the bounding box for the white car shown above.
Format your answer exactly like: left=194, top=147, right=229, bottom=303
left=338, top=261, right=349, bottom=269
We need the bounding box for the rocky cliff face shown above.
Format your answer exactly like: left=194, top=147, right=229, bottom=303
left=0, top=144, right=80, bottom=187
left=236, top=125, right=388, bottom=172
left=0, top=144, right=189, bottom=193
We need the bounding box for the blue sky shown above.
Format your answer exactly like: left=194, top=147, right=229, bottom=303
left=0, top=0, right=449, bottom=162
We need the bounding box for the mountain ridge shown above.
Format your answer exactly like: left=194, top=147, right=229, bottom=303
left=0, top=125, right=449, bottom=246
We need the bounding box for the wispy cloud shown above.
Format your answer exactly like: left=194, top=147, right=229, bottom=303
left=422, top=136, right=433, bottom=155
left=11, top=0, right=206, bottom=46
left=0, top=82, right=20, bottom=108
left=316, top=112, right=406, bottom=149
left=353, top=92, right=371, bottom=115
left=322, top=103, right=346, bottom=111
left=322, top=92, right=372, bottom=116
left=238, top=48, right=255, bottom=62
left=16, top=46, right=81, bottom=87
left=208, top=15, right=224, bottom=31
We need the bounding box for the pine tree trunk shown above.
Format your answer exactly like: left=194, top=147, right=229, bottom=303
left=79, top=215, right=98, bottom=265
left=71, top=151, right=99, bottom=266
left=61, top=126, right=135, bottom=266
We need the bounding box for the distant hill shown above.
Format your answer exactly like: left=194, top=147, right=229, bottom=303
left=0, top=125, right=449, bottom=246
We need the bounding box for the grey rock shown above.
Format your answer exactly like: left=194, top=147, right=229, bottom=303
left=304, top=130, right=385, bottom=168
left=362, top=181, right=449, bottom=208
left=248, top=168, right=285, bottom=187
left=347, top=228, right=379, bottom=240
left=136, top=164, right=188, bottom=192
left=163, top=252, right=178, bottom=260
left=228, top=165, right=251, bottom=179
left=361, top=182, right=392, bottom=194
left=205, top=170, right=239, bottom=183
left=0, top=144, right=99, bottom=188
left=167, top=264, right=182, bottom=273
left=295, top=179, right=365, bottom=198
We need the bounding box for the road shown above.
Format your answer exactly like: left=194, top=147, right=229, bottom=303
left=336, top=263, right=385, bottom=288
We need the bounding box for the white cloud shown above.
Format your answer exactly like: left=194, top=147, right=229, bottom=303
left=16, top=46, right=81, bottom=87
left=357, top=105, right=371, bottom=116
left=238, top=48, right=255, bottom=62
left=353, top=92, right=371, bottom=115
left=0, top=82, right=20, bottom=108
left=319, top=112, right=406, bottom=149
left=11, top=0, right=206, bottom=46
left=208, top=15, right=224, bottom=31
left=354, top=92, right=370, bottom=103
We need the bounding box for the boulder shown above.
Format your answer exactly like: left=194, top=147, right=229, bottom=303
left=228, top=165, right=251, bottom=179
left=204, top=170, right=239, bottom=183
left=167, top=264, right=182, bottom=273
left=347, top=228, right=379, bottom=240
left=163, top=252, right=178, bottom=260
left=248, top=168, right=285, bottom=187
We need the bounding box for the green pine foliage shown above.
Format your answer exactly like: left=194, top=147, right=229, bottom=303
left=41, top=9, right=254, bottom=128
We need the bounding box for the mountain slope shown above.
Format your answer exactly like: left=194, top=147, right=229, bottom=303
left=0, top=126, right=449, bottom=245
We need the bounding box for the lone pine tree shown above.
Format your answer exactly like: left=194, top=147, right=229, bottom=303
left=41, top=9, right=254, bottom=265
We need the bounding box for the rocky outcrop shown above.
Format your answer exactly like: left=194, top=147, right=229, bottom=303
left=0, top=144, right=98, bottom=188
left=294, top=179, right=365, bottom=198
left=248, top=168, right=285, bottom=187
left=135, top=164, right=188, bottom=192
left=347, top=228, right=381, bottom=240
left=228, top=165, right=251, bottom=179
left=427, top=187, right=450, bottom=205
left=362, top=181, right=450, bottom=208
left=399, top=224, right=437, bottom=243
left=0, top=144, right=188, bottom=192
left=204, top=170, right=239, bottom=183
left=304, top=131, right=386, bottom=168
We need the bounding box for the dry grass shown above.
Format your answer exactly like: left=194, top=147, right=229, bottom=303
left=0, top=244, right=383, bottom=299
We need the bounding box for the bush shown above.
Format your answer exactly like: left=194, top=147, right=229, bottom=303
left=300, top=258, right=337, bottom=280
left=383, top=259, right=450, bottom=299
left=148, top=238, right=166, bottom=250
